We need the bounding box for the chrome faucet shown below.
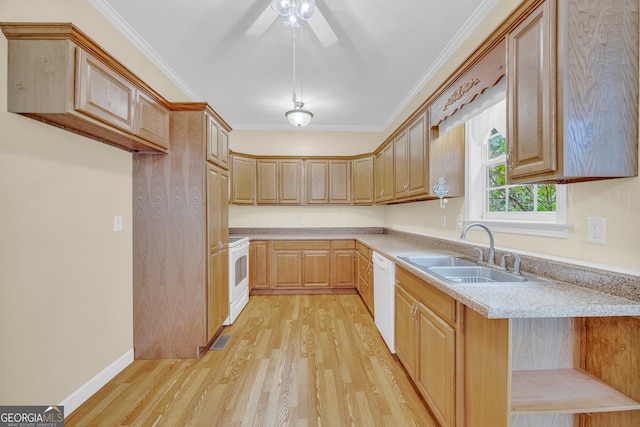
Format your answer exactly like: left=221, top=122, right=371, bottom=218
left=460, top=223, right=496, bottom=265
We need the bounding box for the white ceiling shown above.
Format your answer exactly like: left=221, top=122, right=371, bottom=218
left=93, top=0, right=498, bottom=131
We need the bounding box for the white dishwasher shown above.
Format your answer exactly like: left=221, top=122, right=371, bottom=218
left=372, top=252, right=396, bottom=353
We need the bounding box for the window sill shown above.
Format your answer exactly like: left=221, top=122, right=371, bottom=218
left=462, top=219, right=572, bottom=238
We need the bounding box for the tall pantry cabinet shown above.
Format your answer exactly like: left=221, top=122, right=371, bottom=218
left=133, top=103, right=230, bottom=359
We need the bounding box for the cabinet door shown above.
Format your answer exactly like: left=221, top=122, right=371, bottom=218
left=279, top=159, right=302, bottom=204
left=329, top=160, right=351, bottom=204
left=206, top=115, right=220, bottom=166
left=256, top=159, right=278, bottom=204
left=249, top=241, right=270, bottom=289
left=135, top=91, right=169, bottom=149
left=307, top=160, right=329, bottom=204
left=231, top=155, right=255, bottom=204
left=352, top=156, right=373, bottom=205
left=208, top=165, right=222, bottom=251
left=374, top=151, right=384, bottom=203
left=332, top=249, right=357, bottom=288
left=75, top=49, right=135, bottom=133
left=272, top=251, right=303, bottom=287
left=416, top=304, right=456, bottom=427
left=430, top=123, right=465, bottom=198
left=407, top=113, right=427, bottom=196
left=381, top=143, right=394, bottom=201
left=208, top=247, right=229, bottom=339
left=219, top=129, right=229, bottom=169
left=395, top=285, right=417, bottom=379
left=394, top=130, right=409, bottom=197
left=302, top=250, right=331, bottom=287
left=507, top=0, right=556, bottom=180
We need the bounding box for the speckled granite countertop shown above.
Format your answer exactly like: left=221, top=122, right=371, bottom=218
left=232, top=228, right=640, bottom=319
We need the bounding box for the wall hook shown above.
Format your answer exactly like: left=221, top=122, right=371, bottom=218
left=433, top=177, right=450, bottom=209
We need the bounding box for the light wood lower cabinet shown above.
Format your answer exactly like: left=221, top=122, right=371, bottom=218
left=250, top=240, right=358, bottom=293
left=356, top=242, right=374, bottom=315
left=395, top=267, right=457, bottom=427
left=249, top=241, right=270, bottom=290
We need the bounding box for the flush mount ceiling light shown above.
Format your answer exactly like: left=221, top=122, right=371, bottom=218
left=284, top=31, right=313, bottom=127
left=273, top=0, right=316, bottom=29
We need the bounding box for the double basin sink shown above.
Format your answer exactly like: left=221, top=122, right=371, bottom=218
left=398, top=255, right=551, bottom=285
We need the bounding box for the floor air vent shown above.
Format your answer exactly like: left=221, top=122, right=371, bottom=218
left=210, top=334, right=231, bottom=351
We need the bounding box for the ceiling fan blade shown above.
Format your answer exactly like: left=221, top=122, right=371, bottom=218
left=308, top=8, right=338, bottom=48
left=245, top=5, right=278, bottom=38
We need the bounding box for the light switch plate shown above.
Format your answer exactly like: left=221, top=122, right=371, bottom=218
left=586, top=217, right=605, bottom=244
left=114, top=216, right=123, bottom=233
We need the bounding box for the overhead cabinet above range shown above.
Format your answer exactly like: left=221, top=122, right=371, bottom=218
left=1, top=22, right=169, bottom=154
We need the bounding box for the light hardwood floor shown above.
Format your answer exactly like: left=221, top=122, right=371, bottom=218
left=66, top=295, right=437, bottom=426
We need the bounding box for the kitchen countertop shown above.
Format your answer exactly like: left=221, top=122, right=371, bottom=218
left=235, top=230, right=640, bottom=319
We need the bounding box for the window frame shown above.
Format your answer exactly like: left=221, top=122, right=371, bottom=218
left=464, top=98, right=569, bottom=238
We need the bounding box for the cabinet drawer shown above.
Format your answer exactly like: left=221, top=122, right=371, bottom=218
left=332, top=240, right=356, bottom=249
left=272, top=240, right=331, bottom=250
left=396, top=267, right=455, bottom=324
left=356, top=241, right=370, bottom=258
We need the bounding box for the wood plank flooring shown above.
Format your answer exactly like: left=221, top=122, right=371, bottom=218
left=66, top=294, right=437, bottom=426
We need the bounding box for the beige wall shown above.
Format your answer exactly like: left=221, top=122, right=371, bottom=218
left=0, top=0, right=186, bottom=408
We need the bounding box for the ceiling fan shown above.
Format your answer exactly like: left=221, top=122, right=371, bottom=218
left=245, top=0, right=338, bottom=48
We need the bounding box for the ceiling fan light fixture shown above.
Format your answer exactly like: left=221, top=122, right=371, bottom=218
left=273, top=0, right=316, bottom=22
left=286, top=102, right=313, bottom=127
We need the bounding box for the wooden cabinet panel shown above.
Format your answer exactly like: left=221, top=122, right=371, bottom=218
left=135, top=91, right=169, bottom=149
left=256, top=159, right=278, bottom=204
left=352, top=156, right=374, bottom=205
left=395, top=285, right=418, bottom=379
left=75, top=49, right=136, bottom=134
left=273, top=240, right=331, bottom=250
left=507, top=0, right=556, bottom=180
left=329, top=160, right=351, bottom=204
left=256, top=160, right=301, bottom=204
left=307, top=160, right=329, bottom=204
left=394, top=112, right=428, bottom=200
left=272, top=251, right=303, bottom=287
left=249, top=241, right=270, bottom=289
left=208, top=247, right=228, bottom=338
left=302, top=251, right=331, bottom=287
left=206, top=115, right=230, bottom=169
left=417, top=304, right=455, bottom=427
left=430, top=123, right=465, bottom=198
left=332, top=248, right=357, bottom=288
left=375, top=143, right=394, bottom=203
left=279, top=160, right=302, bottom=204
left=507, top=0, right=638, bottom=183
left=231, top=154, right=255, bottom=204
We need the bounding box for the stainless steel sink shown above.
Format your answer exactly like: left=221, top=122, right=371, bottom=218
left=427, top=265, right=549, bottom=284
left=399, top=256, right=477, bottom=269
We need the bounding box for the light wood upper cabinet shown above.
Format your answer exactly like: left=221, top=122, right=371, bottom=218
left=256, top=159, right=301, bottom=204
left=75, top=49, right=136, bottom=134
left=507, top=0, right=638, bottom=184
left=306, top=160, right=351, bottom=204
left=307, top=160, right=330, bottom=204
left=352, top=156, right=374, bottom=205
left=394, top=112, right=428, bottom=200
left=207, top=114, right=230, bottom=169
left=135, top=91, right=169, bottom=150
left=375, top=142, right=394, bottom=203
left=430, top=124, right=465, bottom=198
left=230, top=154, right=255, bottom=204
left=1, top=23, right=169, bottom=154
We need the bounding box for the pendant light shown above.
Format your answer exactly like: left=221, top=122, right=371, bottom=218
left=285, top=31, right=313, bottom=127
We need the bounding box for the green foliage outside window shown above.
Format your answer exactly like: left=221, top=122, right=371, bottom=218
left=486, top=129, right=556, bottom=213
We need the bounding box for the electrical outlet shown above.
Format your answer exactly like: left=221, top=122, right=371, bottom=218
left=455, top=215, right=463, bottom=229
left=586, top=217, right=605, bottom=244
left=440, top=214, right=446, bottom=228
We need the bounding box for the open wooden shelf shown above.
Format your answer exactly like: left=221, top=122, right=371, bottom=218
left=511, top=369, right=640, bottom=414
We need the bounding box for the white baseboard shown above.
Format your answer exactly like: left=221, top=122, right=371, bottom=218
left=60, top=348, right=134, bottom=416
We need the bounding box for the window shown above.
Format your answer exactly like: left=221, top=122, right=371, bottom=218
left=466, top=98, right=568, bottom=237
